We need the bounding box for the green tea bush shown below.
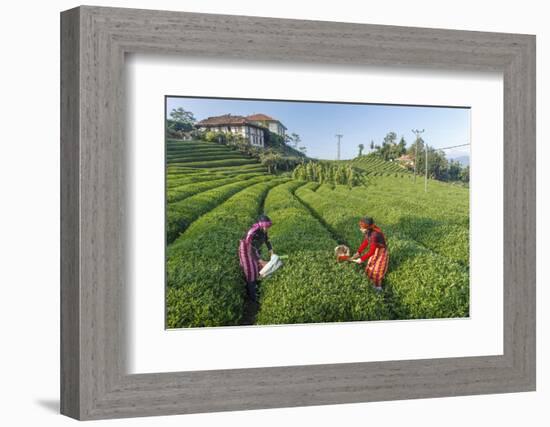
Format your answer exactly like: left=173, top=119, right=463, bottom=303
left=166, top=178, right=287, bottom=328
left=167, top=142, right=229, bottom=148
left=164, top=137, right=469, bottom=325
left=166, top=173, right=262, bottom=203
left=168, top=158, right=258, bottom=169
left=166, top=172, right=238, bottom=189
left=349, top=154, right=408, bottom=176
left=168, top=153, right=248, bottom=163
left=167, top=176, right=239, bottom=203
left=344, top=178, right=469, bottom=264
left=167, top=145, right=236, bottom=154
left=167, top=164, right=267, bottom=175
left=295, top=185, right=469, bottom=319
left=256, top=181, right=390, bottom=325
left=166, top=176, right=270, bottom=243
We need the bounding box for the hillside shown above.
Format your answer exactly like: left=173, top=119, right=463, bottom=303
left=264, top=135, right=306, bottom=160
left=337, top=153, right=409, bottom=176
left=165, top=139, right=469, bottom=328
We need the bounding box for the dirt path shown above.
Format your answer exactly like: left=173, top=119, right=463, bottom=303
left=240, top=299, right=259, bottom=325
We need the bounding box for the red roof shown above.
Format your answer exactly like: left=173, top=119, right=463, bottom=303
left=197, top=113, right=288, bottom=132
left=197, top=114, right=267, bottom=130
left=197, top=114, right=249, bottom=126
left=246, top=113, right=275, bottom=121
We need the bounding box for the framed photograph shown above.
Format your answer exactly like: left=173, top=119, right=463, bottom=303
left=163, top=96, right=471, bottom=330
left=61, top=6, right=536, bottom=420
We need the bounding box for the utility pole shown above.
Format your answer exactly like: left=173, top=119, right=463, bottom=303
left=335, top=134, right=343, bottom=160
left=411, top=129, right=424, bottom=184
left=425, top=143, right=428, bottom=192
left=423, top=143, right=471, bottom=193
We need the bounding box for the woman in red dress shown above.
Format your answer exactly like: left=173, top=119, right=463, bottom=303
left=351, top=217, right=389, bottom=291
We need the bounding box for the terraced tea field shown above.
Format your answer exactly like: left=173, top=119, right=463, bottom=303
left=166, top=139, right=469, bottom=328
left=346, top=153, right=409, bottom=176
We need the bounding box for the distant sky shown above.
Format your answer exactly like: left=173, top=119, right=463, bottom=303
left=166, top=96, right=471, bottom=161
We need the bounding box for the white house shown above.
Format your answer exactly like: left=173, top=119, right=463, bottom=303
left=196, top=114, right=266, bottom=147
left=246, top=113, right=287, bottom=138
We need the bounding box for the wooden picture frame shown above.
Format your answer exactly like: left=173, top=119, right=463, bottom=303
left=60, top=5, right=536, bottom=420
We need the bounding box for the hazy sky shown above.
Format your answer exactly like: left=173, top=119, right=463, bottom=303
left=166, top=96, right=471, bottom=161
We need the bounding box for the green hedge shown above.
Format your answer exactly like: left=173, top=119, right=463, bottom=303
left=166, top=176, right=271, bottom=244
left=166, top=145, right=235, bottom=153
left=166, top=178, right=287, bottom=328
left=349, top=154, right=408, bottom=176
left=256, top=181, right=390, bottom=325
left=167, top=163, right=266, bottom=175
left=295, top=185, right=469, bottom=319
left=167, top=158, right=258, bottom=169
left=166, top=170, right=264, bottom=188
left=167, top=173, right=262, bottom=203
left=343, top=180, right=468, bottom=265
left=167, top=153, right=249, bottom=163
left=166, top=172, right=235, bottom=189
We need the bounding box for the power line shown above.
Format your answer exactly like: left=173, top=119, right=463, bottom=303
left=425, top=142, right=428, bottom=192
left=437, top=143, right=471, bottom=151
left=424, top=143, right=470, bottom=193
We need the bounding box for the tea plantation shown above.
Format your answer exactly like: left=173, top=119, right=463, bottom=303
left=166, top=139, right=469, bottom=328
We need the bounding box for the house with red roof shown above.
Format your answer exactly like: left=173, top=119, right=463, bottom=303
left=196, top=113, right=287, bottom=147
left=196, top=114, right=267, bottom=147
left=246, top=113, right=287, bottom=138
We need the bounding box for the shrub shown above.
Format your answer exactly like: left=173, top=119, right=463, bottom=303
left=166, top=178, right=288, bottom=328
left=166, top=173, right=262, bottom=203
left=168, top=158, right=258, bottom=169
left=166, top=176, right=270, bottom=243
left=292, top=162, right=364, bottom=187
left=256, top=181, right=390, bottom=325
left=295, top=184, right=469, bottom=319
left=204, top=131, right=227, bottom=143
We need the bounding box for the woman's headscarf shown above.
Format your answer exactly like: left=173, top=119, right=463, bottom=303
left=256, top=214, right=272, bottom=229
left=245, top=214, right=272, bottom=242
left=359, top=216, right=382, bottom=237
left=359, top=216, right=374, bottom=229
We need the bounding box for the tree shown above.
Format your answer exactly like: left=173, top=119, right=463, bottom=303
left=291, top=133, right=301, bottom=149
left=460, top=165, right=470, bottom=183
left=410, top=144, right=451, bottom=181
left=370, top=132, right=401, bottom=161
left=299, top=145, right=307, bottom=155
left=316, top=164, right=324, bottom=183
left=370, top=140, right=375, bottom=151
left=167, top=107, right=196, bottom=138
left=406, top=136, right=425, bottom=172
left=233, top=136, right=251, bottom=154
left=428, top=149, right=449, bottom=180
left=383, top=132, right=397, bottom=145
left=358, top=143, right=365, bottom=157
left=396, top=136, right=407, bottom=158
left=204, top=131, right=226, bottom=144
left=259, top=150, right=283, bottom=174
left=447, top=160, right=462, bottom=181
